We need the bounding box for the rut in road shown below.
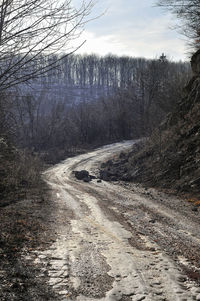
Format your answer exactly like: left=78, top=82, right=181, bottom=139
left=24, top=141, right=200, bottom=301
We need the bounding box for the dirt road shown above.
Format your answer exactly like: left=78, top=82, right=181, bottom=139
left=27, top=141, right=200, bottom=300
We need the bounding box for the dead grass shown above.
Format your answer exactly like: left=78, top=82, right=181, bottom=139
left=187, top=199, right=200, bottom=206
left=0, top=139, right=45, bottom=206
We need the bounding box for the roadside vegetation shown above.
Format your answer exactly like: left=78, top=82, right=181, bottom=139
left=0, top=0, right=93, bottom=204
left=99, top=0, right=200, bottom=200
left=0, top=0, right=199, bottom=214
left=1, top=1, right=199, bottom=206
left=0, top=54, right=191, bottom=204
left=0, top=138, right=44, bottom=206
left=0, top=0, right=200, bottom=299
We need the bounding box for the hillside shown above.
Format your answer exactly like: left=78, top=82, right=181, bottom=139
left=99, top=50, right=200, bottom=198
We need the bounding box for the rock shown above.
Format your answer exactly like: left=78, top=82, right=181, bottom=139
left=107, top=159, right=113, bottom=166
left=83, top=177, right=91, bottom=183
left=110, top=175, right=118, bottom=181
left=99, top=170, right=110, bottom=181
left=75, top=171, right=96, bottom=182
left=196, top=293, right=200, bottom=301
left=191, top=287, right=200, bottom=295
left=149, top=247, right=156, bottom=252
left=192, top=206, right=198, bottom=212
left=97, top=179, right=102, bottom=183
left=191, top=49, right=200, bottom=76
left=74, top=170, right=89, bottom=180
left=113, top=161, right=121, bottom=167
left=59, top=290, right=69, bottom=295
left=149, top=219, right=156, bottom=224
left=90, top=175, right=96, bottom=180
left=121, top=173, right=132, bottom=181
left=177, top=275, right=186, bottom=282
left=119, top=152, right=126, bottom=159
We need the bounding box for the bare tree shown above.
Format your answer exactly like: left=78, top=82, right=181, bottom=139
left=156, top=0, right=200, bottom=51
left=0, top=0, right=94, bottom=91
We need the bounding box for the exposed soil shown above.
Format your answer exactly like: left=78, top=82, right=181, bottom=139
left=99, top=52, right=200, bottom=200
left=0, top=183, right=63, bottom=300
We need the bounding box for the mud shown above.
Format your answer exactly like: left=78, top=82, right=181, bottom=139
left=2, top=141, right=200, bottom=300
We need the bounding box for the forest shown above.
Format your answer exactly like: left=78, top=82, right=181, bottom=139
left=0, top=0, right=193, bottom=203
left=0, top=52, right=191, bottom=201
left=1, top=1, right=200, bottom=300
left=3, top=54, right=191, bottom=152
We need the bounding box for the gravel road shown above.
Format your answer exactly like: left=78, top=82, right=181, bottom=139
left=26, top=141, right=200, bottom=301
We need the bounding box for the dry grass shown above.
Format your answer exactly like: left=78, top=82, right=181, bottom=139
left=0, top=138, right=44, bottom=205
left=187, top=199, right=200, bottom=206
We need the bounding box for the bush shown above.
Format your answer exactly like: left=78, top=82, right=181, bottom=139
left=0, top=137, right=43, bottom=203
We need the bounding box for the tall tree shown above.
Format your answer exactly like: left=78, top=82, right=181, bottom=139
left=157, top=0, right=200, bottom=50
left=0, top=0, right=93, bottom=91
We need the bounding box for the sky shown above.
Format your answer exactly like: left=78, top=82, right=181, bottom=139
left=73, top=0, right=188, bottom=61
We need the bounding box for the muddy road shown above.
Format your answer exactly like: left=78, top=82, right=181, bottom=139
left=27, top=141, right=200, bottom=300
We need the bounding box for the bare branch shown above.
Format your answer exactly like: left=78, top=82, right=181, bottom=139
left=0, top=0, right=94, bottom=91
left=156, top=0, right=200, bottom=52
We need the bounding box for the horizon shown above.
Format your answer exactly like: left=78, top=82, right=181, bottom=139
left=74, top=0, right=190, bottom=61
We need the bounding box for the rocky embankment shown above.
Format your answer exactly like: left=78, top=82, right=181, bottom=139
left=99, top=50, right=200, bottom=198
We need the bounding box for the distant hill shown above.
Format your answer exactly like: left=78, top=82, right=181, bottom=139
left=15, top=54, right=190, bottom=107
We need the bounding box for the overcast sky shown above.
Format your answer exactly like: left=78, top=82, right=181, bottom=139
left=74, top=0, right=188, bottom=61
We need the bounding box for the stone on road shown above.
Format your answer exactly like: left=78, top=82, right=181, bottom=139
left=25, top=141, right=200, bottom=300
